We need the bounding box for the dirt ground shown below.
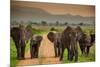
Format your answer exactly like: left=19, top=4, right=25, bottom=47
left=16, top=34, right=61, bottom=66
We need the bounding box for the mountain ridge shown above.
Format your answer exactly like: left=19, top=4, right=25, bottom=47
left=11, top=6, right=95, bottom=24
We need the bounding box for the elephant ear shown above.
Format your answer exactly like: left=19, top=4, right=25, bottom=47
left=36, top=36, right=43, bottom=42
left=47, top=32, right=55, bottom=42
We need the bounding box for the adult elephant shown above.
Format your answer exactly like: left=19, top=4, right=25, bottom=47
left=47, top=31, right=62, bottom=57
left=11, top=24, right=33, bottom=60
left=60, top=26, right=78, bottom=62
left=75, top=26, right=95, bottom=55
left=30, top=35, right=43, bottom=58
left=79, top=33, right=91, bottom=55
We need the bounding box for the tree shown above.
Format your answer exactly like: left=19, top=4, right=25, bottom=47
left=26, top=24, right=32, bottom=30
left=11, top=20, right=18, bottom=25
left=41, top=21, right=47, bottom=25
left=64, top=22, right=68, bottom=25
left=56, top=21, right=59, bottom=26
left=79, top=22, right=84, bottom=26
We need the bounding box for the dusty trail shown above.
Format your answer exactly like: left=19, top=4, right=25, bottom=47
left=17, top=34, right=61, bottom=66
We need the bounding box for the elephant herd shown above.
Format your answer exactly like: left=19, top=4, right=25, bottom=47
left=11, top=25, right=95, bottom=62
left=47, top=26, right=95, bottom=62
left=11, top=25, right=42, bottom=60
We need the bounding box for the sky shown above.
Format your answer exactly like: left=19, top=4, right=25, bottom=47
left=11, top=1, right=95, bottom=17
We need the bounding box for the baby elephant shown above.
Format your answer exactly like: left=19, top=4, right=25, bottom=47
left=47, top=31, right=62, bottom=57
left=30, top=35, right=43, bottom=59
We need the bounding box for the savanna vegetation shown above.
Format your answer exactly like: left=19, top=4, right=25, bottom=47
left=10, top=23, right=95, bottom=67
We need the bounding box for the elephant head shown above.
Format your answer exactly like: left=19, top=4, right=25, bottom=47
left=31, top=35, right=43, bottom=46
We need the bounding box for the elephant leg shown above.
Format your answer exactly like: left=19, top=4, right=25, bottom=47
left=80, top=44, right=85, bottom=55
left=34, top=47, right=37, bottom=58
left=19, top=40, right=26, bottom=59
left=30, top=46, right=32, bottom=58
left=74, top=47, right=78, bottom=62
left=58, top=47, right=60, bottom=57
left=84, top=46, right=88, bottom=55
left=58, top=44, right=61, bottom=57
left=60, top=48, right=64, bottom=61
left=37, top=47, right=39, bottom=58
left=68, top=49, right=73, bottom=61
left=59, top=45, right=62, bottom=57
left=35, top=46, right=38, bottom=58
left=86, top=46, right=90, bottom=56
left=33, top=47, right=35, bottom=58
left=37, top=48, right=39, bottom=58
left=54, top=45, right=57, bottom=57
left=80, top=47, right=84, bottom=54
left=15, top=42, right=21, bottom=60
left=82, top=48, right=84, bottom=54
left=15, top=44, right=20, bottom=59
left=17, top=47, right=21, bottom=60
left=67, top=49, right=70, bottom=60
left=56, top=47, right=58, bottom=57
left=33, top=47, right=36, bottom=58
left=30, top=46, right=34, bottom=59
left=79, top=44, right=84, bottom=54
left=21, top=45, right=25, bottom=59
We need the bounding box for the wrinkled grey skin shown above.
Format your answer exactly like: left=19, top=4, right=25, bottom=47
left=47, top=31, right=62, bottom=57
left=60, top=26, right=78, bottom=62
left=75, top=26, right=95, bottom=55
left=30, top=35, right=43, bottom=58
left=79, top=33, right=91, bottom=55
left=11, top=25, right=33, bottom=60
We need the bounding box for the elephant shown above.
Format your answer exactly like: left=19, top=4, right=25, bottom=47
left=47, top=31, right=62, bottom=57
left=30, top=35, right=43, bottom=58
left=79, top=33, right=95, bottom=55
left=10, top=24, right=33, bottom=60
left=60, top=26, right=78, bottom=62
left=78, top=33, right=91, bottom=55
left=75, top=26, right=95, bottom=55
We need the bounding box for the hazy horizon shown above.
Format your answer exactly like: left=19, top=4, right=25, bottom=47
left=11, top=1, right=95, bottom=17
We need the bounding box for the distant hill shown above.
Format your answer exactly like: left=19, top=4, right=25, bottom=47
left=11, top=6, right=95, bottom=24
